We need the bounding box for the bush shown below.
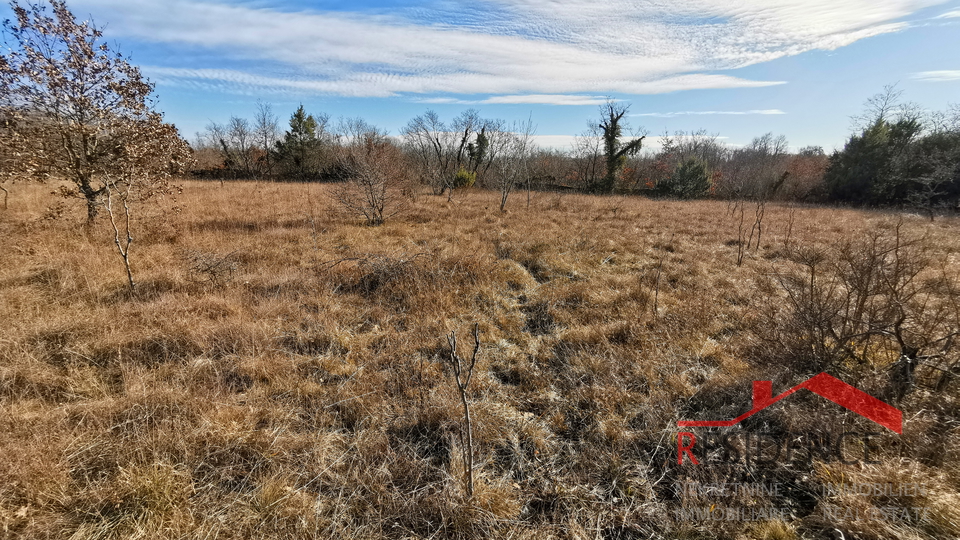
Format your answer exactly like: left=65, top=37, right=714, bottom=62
left=331, top=134, right=413, bottom=226
left=656, top=158, right=711, bottom=199
left=452, top=167, right=477, bottom=189
left=754, top=225, right=959, bottom=400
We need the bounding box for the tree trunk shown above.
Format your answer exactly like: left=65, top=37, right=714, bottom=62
left=78, top=177, right=102, bottom=223
left=459, top=390, right=474, bottom=498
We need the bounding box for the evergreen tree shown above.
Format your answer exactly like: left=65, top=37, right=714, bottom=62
left=824, top=117, right=921, bottom=205
left=657, top=157, right=711, bottom=199
left=274, top=105, right=320, bottom=180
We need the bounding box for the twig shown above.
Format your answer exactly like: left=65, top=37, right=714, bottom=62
left=105, top=181, right=135, bottom=290
left=445, top=323, right=480, bottom=498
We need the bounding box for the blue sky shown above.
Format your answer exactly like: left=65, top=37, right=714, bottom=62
left=7, top=0, right=960, bottom=152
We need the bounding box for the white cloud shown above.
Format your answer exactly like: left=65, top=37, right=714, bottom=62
left=935, top=9, right=960, bottom=17
left=530, top=135, right=580, bottom=150
left=144, top=67, right=401, bottom=97
left=415, top=97, right=468, bottom=105
left=74, top=0, right=944, bottom=99
left=634, top=109, right=787, bottom=118
left=149, top=67, right=785, bottom=100
left=481, top=95, right=612, bottom=105
left=911, top=70, right=960, bottom=81
left=414, top=95, right=612, bottom=105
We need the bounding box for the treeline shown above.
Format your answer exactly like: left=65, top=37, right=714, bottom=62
left=192, top=90, right=960, bottom=212
left=192, top=103, right=536, bottom=197
left=825, top=88, right=960, bottom=214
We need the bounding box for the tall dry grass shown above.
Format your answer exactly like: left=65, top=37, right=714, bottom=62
left=0, top=181, right=958, bottom=539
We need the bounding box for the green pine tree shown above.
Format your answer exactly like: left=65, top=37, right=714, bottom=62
left=274, top=105, right=320, bottom=180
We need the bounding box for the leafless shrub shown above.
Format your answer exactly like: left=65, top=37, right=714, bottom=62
left=730, top=197, right=767, bottom=266
left=652, top=235, right=672, bottom=315
left=330, top=131, right=413, bottom=226
left=181, top=250, right=239, bottom=287
left=318, top=251, right=485, bottom=316
left=490, top=117, right=537, bottom=212
left=322, top=252, right=428, bottom=292
left=757, top=222, right=959, bottom=400
left=444, top=323, right=480, bottom=498
left=104, top=181, right=135, bottom=290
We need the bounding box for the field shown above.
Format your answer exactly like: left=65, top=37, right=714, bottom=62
left=1, top=181, right=958, bottom=539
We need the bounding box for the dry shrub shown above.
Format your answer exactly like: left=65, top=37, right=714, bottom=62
left=181, top=249, right=240, bottom=287
left=330, top=135, right=414, bottom=226
left=753, top=221, right=959, bottom=402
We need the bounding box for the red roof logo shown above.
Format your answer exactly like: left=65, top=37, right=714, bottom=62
left=678, top=373, right=902, bottom=434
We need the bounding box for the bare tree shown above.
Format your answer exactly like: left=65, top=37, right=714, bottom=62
left=850, top=83, right=924, bottom=133
left=491, top=117, right=537, bottom=212
left=204, top=116, right=256, bottom=179
left=331, top=128, right=412, bottom=226
left=571, top=122, right=604, bottom=191
left=336, top=116, right=378, bottom=146
left=227, top=116, right=254, bottom=176
left=782, top=146, right=828, bottom=202
left=450, top=109, right=481, bottom=181
left=851, top=84, right=903, bottom=132
left=659, top=129, right=727, bottom=170
left=720, top=133, right=788, bottom=199
left=253, top=100, right=279, bottom=177
left=404, top=110, right=448, bottom=195
left=402, top=109, right=483, bottom=197
left=0, top=0, right=190, bottom=222
left=948, top=103, right=960, bottom=132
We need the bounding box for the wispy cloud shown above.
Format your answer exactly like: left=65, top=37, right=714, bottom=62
left=911, top=70, right=960, bottom=81
left=74, top=0, right=943, bottom=100
left=482, top=95, right=612, bottom=106
left=415, top=95, right=612, bottom=106
left=934, top=9, right=960, bottom=17
left=634, top=109, right=787, bottom=118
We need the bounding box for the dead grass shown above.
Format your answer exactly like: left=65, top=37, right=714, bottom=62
left=0, top=181, right=958, bottom=539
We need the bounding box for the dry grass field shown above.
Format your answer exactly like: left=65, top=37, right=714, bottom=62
left=1, top=181, right=958, bottom=539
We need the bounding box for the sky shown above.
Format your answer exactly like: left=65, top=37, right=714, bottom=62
left=4, top=0, right=960, bottom=152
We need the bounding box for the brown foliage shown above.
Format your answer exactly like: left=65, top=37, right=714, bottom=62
left=0, top=0, right=192, bottom=221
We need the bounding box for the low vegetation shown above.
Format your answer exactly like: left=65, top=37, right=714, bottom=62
left=1, top=182, right=957, bottom=539
left=2, top=3, right=958, bottom=539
